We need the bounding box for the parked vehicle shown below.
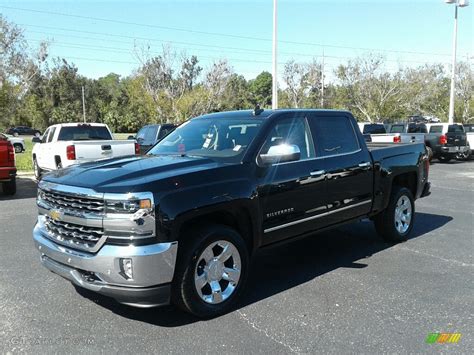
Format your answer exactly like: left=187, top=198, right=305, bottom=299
left=425, top=123, right=469, bottom=162
left=361, top=121, right=425, bottom=144
left=131, top=124, right=177, bottom=154
left=0, top=133, right=25, bottom=153
left=383, top=123, right=432, bottom=159
left=7, top=126, right=41, bottom=137
left=33, top=109, right=431, bottom=318
left=357, top=122, right=385, bottom=142
left=456, top=124, right=473, bottom=160
left=0, top=136, right=17, bottom=195
left=32, top=123, right=139, bottom=180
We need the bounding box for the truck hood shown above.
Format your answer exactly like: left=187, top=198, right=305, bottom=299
left=43, top=154, right=222, bottom=192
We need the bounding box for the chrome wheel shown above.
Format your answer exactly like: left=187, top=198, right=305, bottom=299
left=394, top=195, right=412, bottom=234
left=194, top=240, right=241, bottom=305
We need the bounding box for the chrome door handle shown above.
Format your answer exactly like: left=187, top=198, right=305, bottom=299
left=358, top=162, right=371, bottom=168
left=310, top=170, right=326, bottom=177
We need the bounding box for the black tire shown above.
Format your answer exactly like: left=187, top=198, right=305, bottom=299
left=457, top=144, right=471, bottom=161
left=172, top=224, right=249, bottom=318
left=33, top=158, right=42, bottom=181
left=2, top=179, right=16, bottom=196
left=438, top=155, right=452, bottom=163
left=13, top=144, right=23, bottom=153
left=374, top=186, right=415, bottom=243
left=425, top=146, right=433, bottom=162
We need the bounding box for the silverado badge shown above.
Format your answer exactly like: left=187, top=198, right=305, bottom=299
left=49, top=209, right=63, bottom=221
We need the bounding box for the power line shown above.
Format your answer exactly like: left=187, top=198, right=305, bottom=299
left=4, top=6, right=460, bottom=57
left=27, top=36, right=450, bottom=67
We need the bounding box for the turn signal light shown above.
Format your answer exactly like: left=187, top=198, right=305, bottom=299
left=135, top=142, right=140, bottom=155
left=393, top=136, right=401, bottom=143
left=439, top=134, right=448, bottom=145
left=139, top=199, right=152, bottom=209
left=66, top=145, right=76, bottom=160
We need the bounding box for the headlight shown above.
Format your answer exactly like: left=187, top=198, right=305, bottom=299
left=105, top=198, right=152, bottom=214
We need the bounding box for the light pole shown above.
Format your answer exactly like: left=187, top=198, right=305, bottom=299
left=272, top=0, right=278, bottom=109
left=445, top=0, right=469, bottom=124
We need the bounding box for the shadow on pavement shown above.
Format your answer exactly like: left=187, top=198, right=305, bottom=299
left=0, top=177, right=37, bottom=201
left=75, top=211, right=452, bottom=327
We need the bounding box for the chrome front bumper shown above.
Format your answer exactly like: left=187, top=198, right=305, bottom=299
left=33, top=223, right=178, bottom=307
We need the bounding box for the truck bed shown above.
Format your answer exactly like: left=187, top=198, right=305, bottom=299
left=367, top=142, right=426, bottom=161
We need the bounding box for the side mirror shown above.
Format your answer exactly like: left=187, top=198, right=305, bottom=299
left=32, top=137, right=41, bottom=143
left=127, top=135, right=135, bottom=140
left=259, top=144, right=301, bottom=166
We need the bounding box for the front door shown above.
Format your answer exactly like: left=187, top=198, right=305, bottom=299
left=257, top=114, right=329, bottom=245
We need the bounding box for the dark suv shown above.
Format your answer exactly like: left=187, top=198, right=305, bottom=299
left=132, top=124, right=177, bottom=154
left=7, top=126, right=41, bottom=137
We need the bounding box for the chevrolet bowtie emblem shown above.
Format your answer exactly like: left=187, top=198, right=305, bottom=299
left=49, top=210, right=62, bottom=221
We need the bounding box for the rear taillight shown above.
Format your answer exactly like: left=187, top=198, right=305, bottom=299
left=439, top=134, right=447, bottom=145
left=135, top=142, right=140, bottom=155
left=7, top=142, right=14, bottom=163
left=393, top=136, right=401, bottom=143
left=66, top=145, right=76, bottom=160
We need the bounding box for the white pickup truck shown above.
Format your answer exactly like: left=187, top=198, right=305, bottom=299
left=32, top=123, right=138, bottom=179
left=357, top=122, right=425, bottom=144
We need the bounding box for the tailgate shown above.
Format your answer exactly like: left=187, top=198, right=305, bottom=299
left=73, top=140, right=135, bottom=161
left=400, top=133, right=425, bottom=144
left=446, top=133, right=467, bottom=147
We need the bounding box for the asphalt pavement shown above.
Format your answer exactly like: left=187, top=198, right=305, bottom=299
left=0, top=160, right=473, bottom=354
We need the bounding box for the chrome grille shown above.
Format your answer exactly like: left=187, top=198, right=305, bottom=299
left=44, top=216, right=104, bottom=251
left=40, top=189, right=104, bottom=213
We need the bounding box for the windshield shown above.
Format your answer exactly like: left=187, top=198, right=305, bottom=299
left=148, top=118, right=263, bottom=163
left=57, top=125, right=112, bottom=141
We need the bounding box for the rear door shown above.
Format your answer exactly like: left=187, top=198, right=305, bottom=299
left=258, top=113, right=328, bottom=245
left=308, top=113, right=373, bottom=224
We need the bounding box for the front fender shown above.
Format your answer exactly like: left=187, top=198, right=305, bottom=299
left=155, top=179, right=260, bottom=247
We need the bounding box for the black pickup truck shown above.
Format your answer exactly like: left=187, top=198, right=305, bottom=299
left=425, top=123, right=469, bottom=162
left=33, top=109, right=431, bottom=318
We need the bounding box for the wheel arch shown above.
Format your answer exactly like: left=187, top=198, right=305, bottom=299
left=174, top=205, right=258, bottom=255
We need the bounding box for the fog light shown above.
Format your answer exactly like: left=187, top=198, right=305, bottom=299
left=120, top=258, right=133, bottom=280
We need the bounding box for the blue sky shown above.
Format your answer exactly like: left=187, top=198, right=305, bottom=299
left=0, top=0, right=472, bottom=81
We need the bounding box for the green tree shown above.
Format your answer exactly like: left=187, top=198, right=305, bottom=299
left=249, top=71, right=272, bottom=107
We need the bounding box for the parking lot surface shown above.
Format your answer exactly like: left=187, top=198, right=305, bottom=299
left=0, top=161, right=473, bottom=354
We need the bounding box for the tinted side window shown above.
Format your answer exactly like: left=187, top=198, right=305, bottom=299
left=158, top=126, right=174, bottom=140
left=144, top=126, right=158, bottom=145
left=47, top=127, right=56, bottom=143
left=41, top=128, right=50, bottom=143
left=260, top=116, right=315, bottom=160
left=309, top=116, right=360, bottom=157
left=136, top=126, right=149, bottom=141
left=429, top=125, right=443, bottom=133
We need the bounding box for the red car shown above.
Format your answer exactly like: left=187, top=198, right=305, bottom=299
left=0, top=136, right=16, bottom=195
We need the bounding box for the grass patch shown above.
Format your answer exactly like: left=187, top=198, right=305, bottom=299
left=15, top=138, right=34, bottom=172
